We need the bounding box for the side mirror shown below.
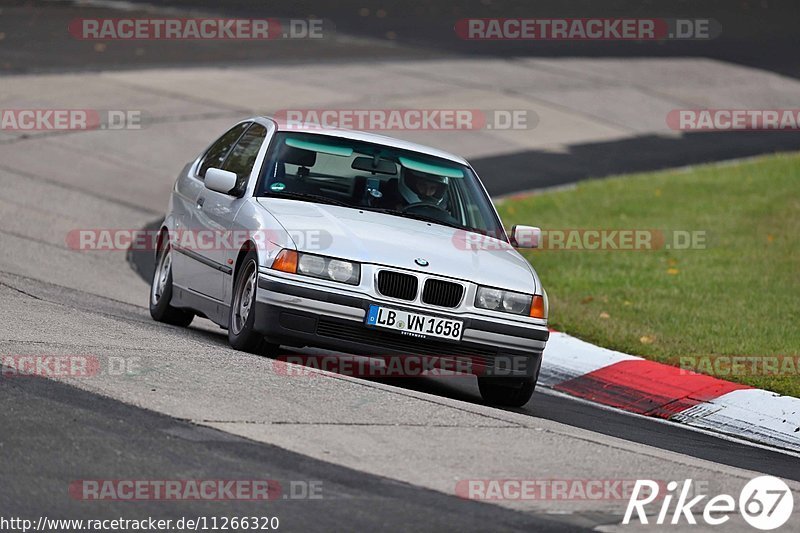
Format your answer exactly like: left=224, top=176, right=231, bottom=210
left=204, top=168, right=238, bottom=195
left=510, top=225, right=540, bottom=248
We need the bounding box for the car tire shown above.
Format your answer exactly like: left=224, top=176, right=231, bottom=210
left=478, top=376, right=537, bottom=407
left=228, top=251, right=279, bottom=356
left=149, top=239, right=194, bottom=327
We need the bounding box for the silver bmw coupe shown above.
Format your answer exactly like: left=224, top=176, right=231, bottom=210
left=150, top=117, right=549, bottom=406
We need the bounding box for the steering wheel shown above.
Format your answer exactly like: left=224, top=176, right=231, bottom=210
left=401, top=202, right=450, bottom=215
left=400, top=202, right=460, bottom=225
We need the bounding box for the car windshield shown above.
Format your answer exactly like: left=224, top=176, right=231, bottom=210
left=257, top=132, right=505, bottom=238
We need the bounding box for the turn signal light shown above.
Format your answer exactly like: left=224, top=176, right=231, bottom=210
left=272, top=249, right=298, bottom=273
left=530, top=295, right=547, bottom=319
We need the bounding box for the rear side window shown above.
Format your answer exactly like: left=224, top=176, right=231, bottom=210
left=222, top=123, right=268, bottom=191
left=197, top=122, right=249, bottom=178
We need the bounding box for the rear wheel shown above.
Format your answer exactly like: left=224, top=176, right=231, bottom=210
left=228, top=251, right=279, bottom=356
left=149, top=239, right=194, bottom=327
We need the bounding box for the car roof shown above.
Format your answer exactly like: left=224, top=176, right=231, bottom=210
left=254, top=116, right=469, bottom=166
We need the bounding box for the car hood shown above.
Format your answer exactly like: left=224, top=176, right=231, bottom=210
left=256, top=198, right=538, bottom=293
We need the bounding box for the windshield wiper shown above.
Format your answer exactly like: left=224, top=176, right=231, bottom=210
left=363, top=207, right=471, bottom=232
left=265, top=191, right=353, bottom=207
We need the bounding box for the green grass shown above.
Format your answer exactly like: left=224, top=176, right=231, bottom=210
left=496, top=152, right=800, bottom=396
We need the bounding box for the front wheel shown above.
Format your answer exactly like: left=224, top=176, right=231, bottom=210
left=478, top=376, right=537, bottom=407
left=149, top=239, right=194, bottom=327
left=228, top=251, right=279, bottom=356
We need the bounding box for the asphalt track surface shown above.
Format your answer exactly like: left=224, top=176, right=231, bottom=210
left=2, top=1, right=800, bottom=531
left=5, top=1, right=800, bottom=196
left=7, top=0, right=799, bottom=78
left=2, top=268, right=799, bottom=531
left=0, top=372, right=579, bottom=532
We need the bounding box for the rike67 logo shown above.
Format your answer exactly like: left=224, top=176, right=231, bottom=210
left=624, top=476, right=794, bottom=530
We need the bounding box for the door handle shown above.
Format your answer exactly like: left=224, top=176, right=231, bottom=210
left=196, top=197, right=205, bottom=208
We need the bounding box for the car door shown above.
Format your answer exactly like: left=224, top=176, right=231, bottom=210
left=173, top=122, right=250, bottom=300
left=192, top=123, right=269, bottom=303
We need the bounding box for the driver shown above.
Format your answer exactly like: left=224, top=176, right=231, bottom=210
left=398, top=169, right=449, bottom=207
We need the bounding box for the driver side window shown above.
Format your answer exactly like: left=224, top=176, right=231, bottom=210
left=197, top=123, right=249, bottom=179
left=221, top=123, right=268, bottom=192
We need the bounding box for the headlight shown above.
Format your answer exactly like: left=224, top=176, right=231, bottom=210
left=475, top=286, right=532, bottom=316
left=274, top=249, right=360, bottom=285
left=476, top=287, right=503, bottom=310
left=502, top=291, right=531, bottom=314
left=298, top=254, right=326, bottom=276
left=327, top=259, right=355, bottom=283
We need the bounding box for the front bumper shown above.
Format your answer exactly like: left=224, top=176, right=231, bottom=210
left=255, top=273, right=548, bottom=378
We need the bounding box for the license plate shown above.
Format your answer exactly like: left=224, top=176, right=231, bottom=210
left=366, top=305, right=463, bottom=341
